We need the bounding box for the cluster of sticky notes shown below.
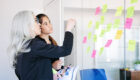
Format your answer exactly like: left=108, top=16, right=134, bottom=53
left=99, top=47, right=104, bottom=56
left=115, top=6, right=123, bottom=16
left=95, top=6, right=101, bottom=15
left=91, top=50, right=96, bottom=58
left=83, top=36, right=87, bottom=44
left=125, top=18, right=133, bottom=29
left=93, top=34, right=97, bottom=42
left=102, top=4, right=108, bottom=14
left=88, top=20, right=93, bottom=28
left=87, top=46, right=91, bottom=53
left=106, top=23, right=112, bottom=32
left=115, top=30, right=123, bottom=39
left=100, top=16, right=105, bottom=24
left=88, top=32, right=92, bottom=39
left=127, top=6, right=134, bottom=18
left=95, top=21, right=100, bottom=29
left=105, top=40, right=112, bottom=47
left=113, top=19, right=120, bottom=28
left=131, top=0, right=138, bottom=4
left=128, top=40, right=136, bottom=51
left=100, top=29, right=106, bottom=37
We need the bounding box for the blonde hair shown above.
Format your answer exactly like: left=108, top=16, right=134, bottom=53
left=7, top=10, right=35, bottom=67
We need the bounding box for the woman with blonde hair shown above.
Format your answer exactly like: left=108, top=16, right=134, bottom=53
left=8, top=10, right=75, bottom=80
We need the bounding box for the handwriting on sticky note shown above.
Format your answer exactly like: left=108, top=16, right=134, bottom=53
left=106, top=23, right=112, bottom=32
left=95, top=6, right=101, bottom=15
left=100, top=29, right=105, bottom=37
left=91, top=50, right=96, bottom=58
left=128, top=40, right=136, bottom=51
left=131, top=0, right=138, bottom=4
left=100, top=16, right=105, bottom=24
left=102, top=4, right=108, bottom=13
left=115, top=30, right=123, bottom=39
left=95, top=21, right=100, bottom=29
left=127, top=6, right=134, bottom=18
left=83, top=36, right=87, bottom=44
left=125, top=18, right=133, bottom=29
left=99, top=47, right=104, bottom=56
left=115, top=6, right=123, bottom=16
left=88, top=20, right=93, bottom=28
left=87, top=46, right=91, bottom=53
left=88, top=32, right=92, bottom=39
left=105, top=40, right=112, bottom=47
left=114, top=19, right=120, bottom=28
left=93, top=35, right=97, bottom=42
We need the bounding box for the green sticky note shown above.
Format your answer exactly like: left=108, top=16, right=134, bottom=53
left=102, top=4, right=108, bottom=14
left=99, top=47, right=104, bottom=56
left=128, top=40, right=136, bottom=51
left=106, top=23, right=112, bottom=32
left=100, top=29, right=106, bottom=37
left=113, top=19, right=120, bottom=28
left=52, top=68, right=57, bottom=74
left=87, top=46, right=91, bottom=53
left=95, top=21, right=100, bottom=29
left=93, top=35, right=97, bottom=42
left=115, top=6, right=123, bottom=16
left=88, top=20, right=93, bottom=28
left=131, top=0, right=138, bottom=4
left=100, top=16, right=105, bottom=24
left=88, top=32, right=92, bottom=39
left=127, top=6, right=134, bottom=18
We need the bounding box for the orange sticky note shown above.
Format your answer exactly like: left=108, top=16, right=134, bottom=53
left=115, top=30, right=123, bottom=39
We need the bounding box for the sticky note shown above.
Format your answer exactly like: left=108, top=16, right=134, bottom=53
left=127, top=6, right=134, bottom=18
left=106, top=23, right=112, bottom=32
left=105, top=40, right=112, bottom=47
left=100, top=29, right=106, bottom=37
left=91, top=50, right=96, bottom=58
left=87, top=46, right=91, bottom=53
left=88, top=20, right=93, bottom=28
left=83, top=36, right=87, bottom=44
left=115, top=6, right=123, bottom=16
left=113, top=19, right=120, bottom=28
left=95, top=6, right=101, bottom=15
left=88, top=32, right=92, bottom=39
left=128, top=40, right=136, bottom=51
left=95, top=21, right=100, bottom=29
left=100, top=16, right=105, bottom=24
left=124, top=18, right=133, bottom=29
left=102, top=4, right=108, bottom=14
left=52, top=68, right=57, bottom=74
left=115, top=30, right=123, bottom=39
left=99, top=47, right=104, bottom=56
left=93, top=35, right=97, bottom=42
left=131, top=0, right=138, bottom=4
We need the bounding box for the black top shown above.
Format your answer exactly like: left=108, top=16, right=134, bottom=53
left=15, top=31, right=73, bottom=80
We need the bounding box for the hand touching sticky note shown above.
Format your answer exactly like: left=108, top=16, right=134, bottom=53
left=100, top=16, right=105, bottom=24
left=83, top=36, right=87, bottom=44
left=106, top=23, right=112, bottom=32
left=91, top=50, right=96, bottom=58
left=105, top=40, right=112, bottom=47
left=115, top=30, right=123, bottom=39
left=127, top=6, right=134, bottom=18
left=102, top=4, right=108, bottom=14
left=95, top=6, right=101, bottom=15
left=115, top=6, right=123, bottom=16
left=95, top=21, right=100, bottom=29
left=99, top=47, right=104, bottom=56
left=125, top=18, right=133, bottom=29
left=88, top=20, right=93, bottom=28
left=128, top=40, right=136, bottom=51
left=113, top=19, right=120, bottom=28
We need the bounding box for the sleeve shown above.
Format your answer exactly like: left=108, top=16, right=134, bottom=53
left=31, top=31, right=73, bottom=58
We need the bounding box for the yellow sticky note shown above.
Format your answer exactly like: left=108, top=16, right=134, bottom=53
left=131, top=0, right=138, bottom=4
left=113, top=19, right=120, bottom=28
left=128, top=40, right=136, bottom=51
left=115, top=30, right=123, bottom=39
left=106, top=23, right=112, bottom=32
left=87, top=46, right=91, bottom=53
left=100, top=16, right=105, bottom=24
left=99, top=47, right=104, bottom=56
left=100, top=29, right=106, bottom=37
left=88, top=20, right=93, bottom=28
left=115, top=6, right=123, bottom=16
left=95, top=21, right=100, bottom=29
left=127, top=6, right=134, bottom=18
left=88, top=32, right=92, bottom=39
left=52, top=68, right=57, bottom=74
left=102, top=4, right=108, bottom=14
left=93, top=35, right=97, bottom=42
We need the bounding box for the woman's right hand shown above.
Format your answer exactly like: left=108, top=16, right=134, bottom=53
left=65, top=19, right=76, bottom=32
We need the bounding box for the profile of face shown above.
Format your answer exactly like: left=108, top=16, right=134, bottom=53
left=40, top=17, right=53, bottom=34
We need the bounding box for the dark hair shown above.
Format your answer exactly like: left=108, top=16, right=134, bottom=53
left=36, top=14, right=51, bottom=24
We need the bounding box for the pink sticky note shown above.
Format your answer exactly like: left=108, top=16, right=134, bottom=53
left=125, top=18, right=133, bottom=29
left=95, top=7, right=101, bottom=15
left=91, top=50, right=96, bottom=58
left=83, top=36, right=87, bottom=44
left=105, top=40, right=112, bottom=47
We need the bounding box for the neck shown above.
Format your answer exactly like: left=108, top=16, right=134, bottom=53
left=39, top=34, right=51, bottom=44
